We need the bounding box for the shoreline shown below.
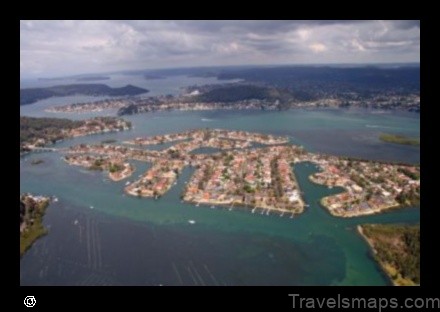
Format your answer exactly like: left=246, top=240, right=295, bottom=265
left=320, top=197, right=402, bottom=218
left=356, top=225, right=418, bottom=287
left=20, top=196, right=51, bottom=257
left=356, top=225, right=396, bottom=286
left=182, top=197, right=303, bottom=217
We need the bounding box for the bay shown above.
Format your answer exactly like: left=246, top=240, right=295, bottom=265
left=20, top=76, right=420, bottom=286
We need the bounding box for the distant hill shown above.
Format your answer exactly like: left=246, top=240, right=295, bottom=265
left=76, top=76, right=110, bottom=82
left=216, top=66, right=420, bottom=94
left=20, top=83, right=149, bottom=105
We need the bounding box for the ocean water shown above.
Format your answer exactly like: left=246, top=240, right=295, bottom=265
left=20, top=76, right=420, bottom=285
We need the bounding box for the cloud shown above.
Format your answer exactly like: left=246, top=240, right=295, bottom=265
left=20, top=20, right=420, bottom=78
left=309, top=43, right=328, bottom=53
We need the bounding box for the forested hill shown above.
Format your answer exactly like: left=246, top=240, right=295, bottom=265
left=216, top=66, right=420, bottom=93
left=189, top=84, right=296, bottom=104
left=20, top=84, right=149, bottom=105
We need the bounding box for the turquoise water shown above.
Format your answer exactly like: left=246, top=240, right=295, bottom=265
left=20, top=108, right=419, bottom=286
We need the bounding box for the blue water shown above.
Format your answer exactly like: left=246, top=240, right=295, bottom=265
left=20, top=76, right=420, bottom=285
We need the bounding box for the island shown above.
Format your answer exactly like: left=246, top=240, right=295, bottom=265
left=20, top=194, right=51, bottom=257
left=358, top=224, right=420, bottom=286
left=20, top=116, right=132, bottom=153
left=20, top=83, right=149, bottom=105
left=379, top=133, right=420, bottom=146
left=61, top=129, right=420, bottom=218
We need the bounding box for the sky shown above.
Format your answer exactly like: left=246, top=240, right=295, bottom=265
left=20, top=20, right=420, bottom=79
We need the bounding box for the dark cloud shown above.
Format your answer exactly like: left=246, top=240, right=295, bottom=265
left=20, top=20, right=420, bottom=78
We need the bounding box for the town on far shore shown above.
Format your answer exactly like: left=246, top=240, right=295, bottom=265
left=62, top=128, right=420, bottom=218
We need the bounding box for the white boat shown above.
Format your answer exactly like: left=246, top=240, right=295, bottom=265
left=53, top=197, right=59, bottom=202
left=188, top=220, right=196, bottom=224
left=125, top=181, right=130, bottom=185
left=74, top=220, right=79, bottom=225
left=211, top=205, right=215, bottom=209
left=196, top=203, right=200, bottom=207
left=90, top=205, right=94, bottom=209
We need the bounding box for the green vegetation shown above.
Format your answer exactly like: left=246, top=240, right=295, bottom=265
left=360, top=224, right=420, bottom=286
left=101, top=139, right=117, bottom=144
left=20, top=196, right=50, bottom=257
left=109, top=163, right=124, bottom=173
left=90, top=158, right=105, bottom=171
left=192, top=84, right=294, bottom=107
left=20, top=116, right=83, bottom=150
left=398, top=167, right=420, bottom=180
left=20, top=83, right=148, bottom=105
left=379, top=133, right=420, bottom=146
left=396, top=188, right=420, bottom=206
left=20, top=116, right=130, bottom=152
left=243, top=184, right=255, bottom=193
left=195, top=85, right=271, bottom=102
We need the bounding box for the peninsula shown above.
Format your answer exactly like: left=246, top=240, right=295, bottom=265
left=20, top=116, right=132, bottom=153
left=62, top=129, right=419, bottom=218
left=20, top=194, right=51, bottom=256
left=358, top=224, right=420, bottom=286
left=45, top=83, right=420, bottom=115
left=20, top=83, right=148, bottom=105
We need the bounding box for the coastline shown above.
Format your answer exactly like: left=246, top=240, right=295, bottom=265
left=357, top=225, right=419, bottom=286
left=182, top=196, right=303, bottom=217
left=20, top=197, right=50, bottom=257
left=357, top=225, right=396, bottom=286
left=321, top=197, right=401, bottom=218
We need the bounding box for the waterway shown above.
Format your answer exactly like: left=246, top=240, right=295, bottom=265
left=20, top=76, right=420, bottom=285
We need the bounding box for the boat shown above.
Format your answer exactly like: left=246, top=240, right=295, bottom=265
left=73, top=220, right=79, bottom=225
left=210, top=205, right=215, bottom=209
left=196, top=203, right=200, bottom=207
left=90, top=205, right=94, bottom=209
left=53, top=197, right=59, bottom=202
left=125, top=181, right=130, bottom=185
left=188, top=220, right=196, bottom=224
